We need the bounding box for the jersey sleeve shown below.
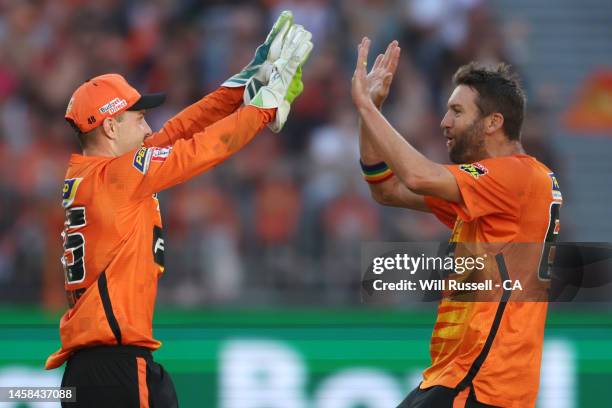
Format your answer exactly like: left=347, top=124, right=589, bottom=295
left=424, top=196, right=457, bottom=229
left=444, top=157, right=525, bottom=222
left=103, top=105, right=273, bottom=203
left=144, top=86, right=244, bottom=147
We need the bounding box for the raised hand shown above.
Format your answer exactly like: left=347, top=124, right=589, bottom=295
left=367, top=40, right=401, bottom=107
left=223, top=11, right=293, bottom=88
left=247, top=24, right=313, bottom=133
left=352, top=38, right=401, bottom=110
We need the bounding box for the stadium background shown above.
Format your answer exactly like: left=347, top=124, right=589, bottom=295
left=0, top=0, right=611, bottom=407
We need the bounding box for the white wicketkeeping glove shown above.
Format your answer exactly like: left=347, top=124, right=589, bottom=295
left=222, top=11, right=293, bottom=88
left=246, top=24, right=313, bottom=132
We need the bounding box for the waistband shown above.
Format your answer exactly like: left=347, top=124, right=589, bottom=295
left=72, top=345, right=153, bottom=359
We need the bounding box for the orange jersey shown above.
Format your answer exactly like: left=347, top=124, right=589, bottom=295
left=46, top=87, right=273, bottom=369
left=423, top=154, right=563, bottom=407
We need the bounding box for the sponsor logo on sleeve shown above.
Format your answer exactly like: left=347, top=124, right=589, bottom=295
left=151, top=147, right=172, bottom=162
left=99, top=98, right=127, bottom=115
left=62, top=178, right=83, bottom=208
left=549, top=172, right=563, bottom=201
left=459, top=163, right=488, bottom=179
left=133, top=146, right=153, bottom=174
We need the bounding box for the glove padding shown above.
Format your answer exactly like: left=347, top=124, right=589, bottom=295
left=222, top=11, right=293, bottom=88
left=247, top=24, right=313, bottom=132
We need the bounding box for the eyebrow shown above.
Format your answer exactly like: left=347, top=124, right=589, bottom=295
left=448, top=103, right=463, bottom=111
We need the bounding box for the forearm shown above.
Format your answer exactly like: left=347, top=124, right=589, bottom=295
left=359, top=108, right=429, bottom=212
left=145, top=86, right=244, bottom=147
left=359, top=107, right=397, bottom=199
left=174, top=105, right=274, bottom=177
left=134, top=105, right=274, bottom=197
left=359, top=102, right=386, bottom=164
left=357, top=102, right=447, bottom=194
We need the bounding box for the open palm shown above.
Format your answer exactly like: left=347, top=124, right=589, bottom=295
left=367, top=40, right=401, bottom=107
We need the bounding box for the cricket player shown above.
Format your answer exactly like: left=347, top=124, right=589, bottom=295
left=353, top=38, right=562, bottom=407
left=46, top=12, right=312, bottom=407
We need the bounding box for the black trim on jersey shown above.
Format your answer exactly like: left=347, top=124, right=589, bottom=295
left=66, top=207, right=86, bottom=229
left=545, top=204, right=560, bottom=242
left=152, top=225, right=165, bottom=267
left=97, top=271, right=122, bottom=345
left=455, top=254, right=511, bottom=392
left=66, top=288, right=85, bottom=308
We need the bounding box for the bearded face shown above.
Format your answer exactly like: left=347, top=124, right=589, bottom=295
left=441, top=85, right=489, bottom=164
left=447, top=116, right=486, bottom=164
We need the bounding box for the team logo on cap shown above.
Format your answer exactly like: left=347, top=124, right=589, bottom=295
left=99, top=98, right=128, bottom=115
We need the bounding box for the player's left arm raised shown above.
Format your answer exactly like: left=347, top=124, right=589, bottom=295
left=351, top=37, right=461, bottom=204
left=146, top=11, right=294, bottom=148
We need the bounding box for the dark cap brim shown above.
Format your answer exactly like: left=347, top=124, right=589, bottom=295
left=128, top=92, right=166, bottom=111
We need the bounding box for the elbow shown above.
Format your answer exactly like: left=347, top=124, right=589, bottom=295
left=404, top=176, right=427, bottom=195
left=391, top=165, right=421, bottom=193
left=370, top=188, right=389, bottom=205
left=369, top=184, right=396, bottom=206
left=398, top=172, right=427, bottom=195
left=397, top=166, right=440, bottom=196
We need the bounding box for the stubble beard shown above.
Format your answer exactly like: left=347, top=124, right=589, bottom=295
left=448, top=117, right=486, bottom=164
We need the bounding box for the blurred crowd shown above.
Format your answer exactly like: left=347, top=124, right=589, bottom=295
left=0, top=0, right=559, bottom=308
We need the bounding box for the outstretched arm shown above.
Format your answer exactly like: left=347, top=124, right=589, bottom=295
left=107, top=105, right=275, bottom=202
left=145, top=86, right=244, bottom=148
left=145, top=11, right=295, bottom=148
left=352, top=37, right=461, bottom=204
left=358, top=40, right=430, bottom=212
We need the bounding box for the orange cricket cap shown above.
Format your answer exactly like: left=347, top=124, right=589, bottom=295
left=65, top=73, right=166, bottom=133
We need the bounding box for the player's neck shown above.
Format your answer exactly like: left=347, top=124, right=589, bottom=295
left=484, top=134, right=525, bottom=159
left=82, top=143, right=117, bottom=158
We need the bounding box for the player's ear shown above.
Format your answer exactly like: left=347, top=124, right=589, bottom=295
left=101, top=117, right=118, bottom=140
left=485, top=112, right=504, bottom=135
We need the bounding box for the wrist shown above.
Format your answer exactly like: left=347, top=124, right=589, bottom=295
left=358, top=100, right=378, bottom=115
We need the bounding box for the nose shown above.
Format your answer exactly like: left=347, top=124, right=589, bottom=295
left=440, top=111, right=452, bottom=131
left=143, top=120, right=153, bottom=138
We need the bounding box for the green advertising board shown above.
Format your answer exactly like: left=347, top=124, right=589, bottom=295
left=0, top=307, right=611, bottom=407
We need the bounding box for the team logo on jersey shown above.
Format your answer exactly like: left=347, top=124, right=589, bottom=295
left=133, top=146, right=153, bottom=174
left=62, top=178, right=83, bottom=208
left=549, top=173, right=562, bottom=201
left=459, top=163, right=488, bottom=179
left=151, top=147, right=172, bottom=162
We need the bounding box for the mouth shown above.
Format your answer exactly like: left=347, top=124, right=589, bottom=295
left=446, top=137, right=454, bottom=148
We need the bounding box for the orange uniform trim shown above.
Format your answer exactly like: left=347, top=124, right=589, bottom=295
left=136, top=357, right=149, bottom=408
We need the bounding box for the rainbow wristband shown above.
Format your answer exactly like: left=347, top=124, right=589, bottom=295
left=360, top=160, right=394, bottom=184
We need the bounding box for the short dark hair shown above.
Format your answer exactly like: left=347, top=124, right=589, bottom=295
left=452, top=62, right=526, bottom=141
